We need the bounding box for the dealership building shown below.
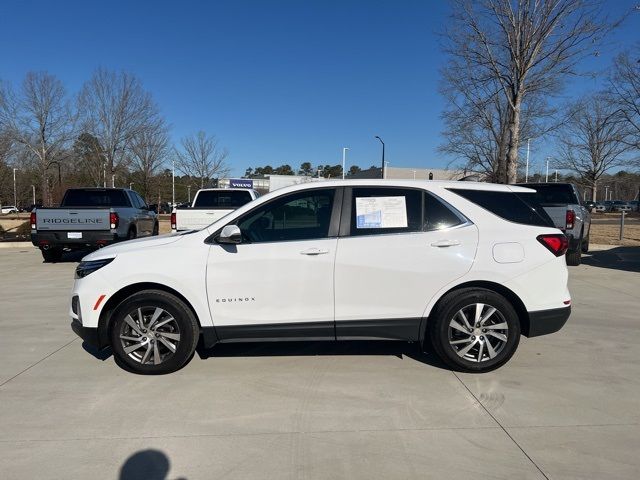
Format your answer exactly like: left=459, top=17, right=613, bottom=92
left=219, top=166, right=464, bottom=193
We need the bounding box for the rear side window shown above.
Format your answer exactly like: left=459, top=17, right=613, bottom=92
left=195, top=190, right=253, bottom=208
left=350, top=187, right=422, bottom=236
left=449, top=189, right=553, bottom=227
left=515, top=184, right=579, bottom=205
left=424, top=192, right=465, bottom=231
left=61, top=189, right=130, bottom=207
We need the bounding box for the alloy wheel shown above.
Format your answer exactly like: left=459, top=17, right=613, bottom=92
left=448, top=303, right=509, bottom=363
left=118, top=306, right=181, bottom=365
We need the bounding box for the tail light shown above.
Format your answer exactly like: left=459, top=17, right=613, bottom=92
left=30, top=211, right=37, bottom=229
left=109, top=212, right=119, bottom=229
left=565, top=210, right=575, bottom=230
left=171, top=212, right=176, bottom=230
left=537, top=234, right=569, bottom=257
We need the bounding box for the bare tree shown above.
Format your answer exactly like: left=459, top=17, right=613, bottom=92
left=608, top=47, right=640, bottom=152
left=442, top=0, right=614, bottom=183
left=78, top=69, right=161, bottom=185
left=0, top=72, right=75, bottom=204
left=129, top=119, right=170, bottom=201
left=174, top=131, right=230, bottom=188
left=557, top=94, right=632, bottom=200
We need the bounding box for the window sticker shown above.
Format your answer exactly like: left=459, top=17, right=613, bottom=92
left=355, top=196, right=408, bottom=228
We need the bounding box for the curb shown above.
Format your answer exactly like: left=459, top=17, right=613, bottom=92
left=0, top=242, right=35, bottom=249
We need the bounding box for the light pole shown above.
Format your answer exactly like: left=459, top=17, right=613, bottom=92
left=13, top=168, right=18, bottom=208
left=605, top=185, right=609, bottom=201
left=554, top=170, right=558, bottom=182
left=188, top=185, right=192, bottom=203
left=342, top=147, right=349, bottom=180
left=375, top=136, right=385, bottom=179
left=111, top=174, right=116, bottom=188
left=412, top=170, right=416, bottom=180
left=31, top=185, right=36, bottom=205
left=525, top=138, right=530, bottom=183
left=129, top=182, right=134, bottom=190
left=103, top=161, right=106, bottom=188
left=545, top=157, right=551, bottom=183
left=172, top=158, right=176, bottom=206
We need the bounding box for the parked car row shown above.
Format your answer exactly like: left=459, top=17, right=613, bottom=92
left=592, top=200, right=638, bottom=213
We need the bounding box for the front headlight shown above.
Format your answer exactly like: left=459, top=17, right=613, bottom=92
left=75, top=258, right=115, bottom=279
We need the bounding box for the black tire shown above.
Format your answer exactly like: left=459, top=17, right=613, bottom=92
left=41, top=247, right=63, bottom=263
left=428, top=288, right=521, bottom=373
left=581, top=233, right=589, bottom=253
left=110, top=290, right=199, bottom=374
left=566, top=249, right=581, bottom=266
left=126, top=227, right=137, bottom=240
left=152, top=222, right=159, bottom=236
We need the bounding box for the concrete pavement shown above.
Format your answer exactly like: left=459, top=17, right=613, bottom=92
left=0, top=246, right=638, bottom=479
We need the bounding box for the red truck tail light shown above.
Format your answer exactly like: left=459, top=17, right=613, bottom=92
left=537, top=234, right=569, bottom=257
left=110, top=212, right=119, bottom=229
left=30, top=211, right=37, bottom=229
left=565, top=210, right=575, bottom=230
left=171, top=212, right=176, bottom=230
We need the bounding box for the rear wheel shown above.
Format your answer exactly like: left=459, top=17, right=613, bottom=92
left=110, top=290, right=199, bottom=374
left=428, top=288, right=521, bottom=373
left=152, top=222, right=159, bottom=236
left=41, top=247, right=63, bottom=263
left=581, top=233, right=589, bottom=253
left=566, top=248, right=581, bottom=266
left=126, top=227, right=137, bottom=240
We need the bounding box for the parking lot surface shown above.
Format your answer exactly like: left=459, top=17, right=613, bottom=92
left=0, top=247, right=639, bottom=479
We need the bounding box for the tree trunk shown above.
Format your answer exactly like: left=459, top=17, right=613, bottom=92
left=40, top=164, right=49, bottom=206
left=505, top=99, right=521, bottom=184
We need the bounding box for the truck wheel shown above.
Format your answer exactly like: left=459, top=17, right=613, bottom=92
left=581, top=234, right=589, bottom=253
left=428, top=288, right=520, bottom=373
left=566, top=249, right=581, bottom=266
left=41, top=247, right=63, bottom=263
left=126, top=227, right=137, bottom=240
left=110, top=290, right=199, bottom=374
left=152, top=222, right=159, bottom=236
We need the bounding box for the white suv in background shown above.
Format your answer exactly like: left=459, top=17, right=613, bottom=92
left=70, top=180, right=571, bottom=374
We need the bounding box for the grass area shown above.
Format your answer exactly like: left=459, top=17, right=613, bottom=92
left=590, top=223, right=640, bottom=246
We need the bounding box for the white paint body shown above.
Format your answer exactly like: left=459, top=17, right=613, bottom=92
left=71, top=180, right=570, bottom=334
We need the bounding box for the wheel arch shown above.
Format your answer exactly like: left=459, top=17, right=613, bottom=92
left=96, top=282, right=207, bottom=349
left=420, top=280, right=531, bottom=342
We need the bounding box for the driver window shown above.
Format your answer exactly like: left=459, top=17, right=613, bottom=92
left=237, top=189, right=335, bottom=243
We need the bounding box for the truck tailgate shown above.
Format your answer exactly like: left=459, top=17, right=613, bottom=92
left=541, top=206, right=567, bottom=230
left=36, top=209, right=111, bottom=231
left=175, top=209, right=233, bottom=230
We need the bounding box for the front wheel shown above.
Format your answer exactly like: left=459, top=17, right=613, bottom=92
left=428, top=288, right=521, bottom=373
left=110, top=290, right=199, bottom=374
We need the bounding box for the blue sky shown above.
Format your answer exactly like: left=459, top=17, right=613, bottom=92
left=0, top=1, right=638, bottom=177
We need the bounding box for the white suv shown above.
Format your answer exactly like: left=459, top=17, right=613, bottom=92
left=70, top=180, right=571, bottom=374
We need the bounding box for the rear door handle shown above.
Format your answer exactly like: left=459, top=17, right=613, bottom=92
left=300, top=248, right=329, bottom=255
left=431, top=240, right=461, bottom=248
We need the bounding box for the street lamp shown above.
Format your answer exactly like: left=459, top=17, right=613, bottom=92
left=30, top=185, right=36, bottom=205
left=375, top=136, right=385, bottom=179
left=188, top=185, right=192, bottom=203
left=525, top=138, right=530, bottom=183
left=172, top=158, right=175, bottom=206
left=13, top=168, right=18, bottom=208
left=545, top=157, right=551, bottom=183
left=342, top=147, right=349, bottom=180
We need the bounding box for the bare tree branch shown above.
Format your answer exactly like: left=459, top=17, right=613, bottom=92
left=174, top=131, right=230, bottom=189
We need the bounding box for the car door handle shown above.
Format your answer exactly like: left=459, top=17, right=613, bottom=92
left=300, top=248, right=329, bottom=255
left=431, top=240, right=461, bottom=247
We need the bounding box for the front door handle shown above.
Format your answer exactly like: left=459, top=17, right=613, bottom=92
left=431, top=240, right=461, bottom=248
left=300, top=248, right=329, bottom=255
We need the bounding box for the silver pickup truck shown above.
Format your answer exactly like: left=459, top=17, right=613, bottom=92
left=516, top=183, right=591, bottom=266
left=31, top=188, right=158, bottom=262
left=171, top=188, right=259, bottom=232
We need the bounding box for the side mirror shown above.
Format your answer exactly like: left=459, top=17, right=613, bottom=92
left=218, top=225, right=242, bottom=244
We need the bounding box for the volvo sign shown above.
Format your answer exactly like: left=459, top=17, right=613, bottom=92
left=229, top=179, right=254, bottom=188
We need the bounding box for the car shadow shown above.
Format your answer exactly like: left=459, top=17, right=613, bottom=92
left=582, top=246, right=640, bottom=273
left=198, top=340, right=451, bottom=371
left=42, top=248, right=91, bottom=263
left=119, top=449, right=187, bottom=480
